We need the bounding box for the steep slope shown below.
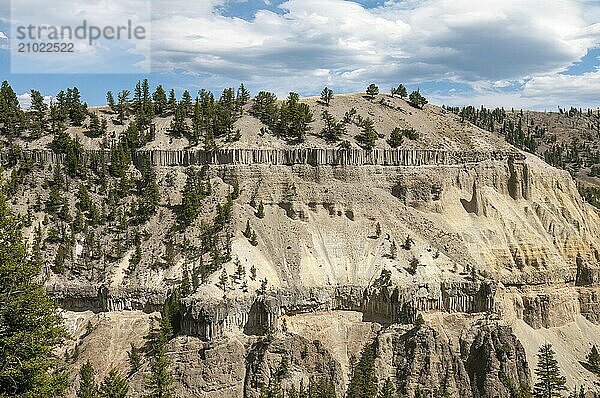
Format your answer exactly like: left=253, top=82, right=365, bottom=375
left=2, top=92, right=600, bottom=396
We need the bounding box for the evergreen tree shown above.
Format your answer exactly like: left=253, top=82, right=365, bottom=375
left=0, top=80, right=25, bottom=136
left=217, top=87, right=238, bottom=140
left=145, top=325, right=174, bottom=398
left=29, top=89, right=47, bottom=138
left=106, top=91, right=116, bottom=112
left=387, top=127, right=403, bottom=148
left=391, top=84, right=407, bottom=99
left=68, top=87, right=88, bottom=126
left=180, top=167, right=209, bottom=226
left=356, top=118, right=377, bottom=149
left=0, top=190, right=68, bottom=397
left=250, top=91, right=279, bottom=129
left=533, top=343, right=567, bottom=398
left=586, top=345, right=600, bottom=374
left=152, top=85, right=168, bottom=115
left=77, top=361, right=99, bottom=398
left=321, top=110, right=345, bottom=142
left=366, top=84, right=379, bottom=100
left=236, top=83, right=251, bottom=114
left=378, top=378, right=394, bottom=398
left=181, top=267, right=191, bottom=296
left=346, top=342, right=378, bottom=398
left=320, top=87, right=334, bottom=106
left=218, top=268, right=229, bottom=291
left=169, top=102, right=189, bottom=138
left=181, top=90, right=193, bottom=116
left=390, top=241, right=397, bottom=259
left=99, top=368, right=129, bottom=398
left=117, top=90, right=130, bottom=125
left=167, top=89, right=177, bottom=113
left=87, top=113, right=107, bottom=138
left=408, top=89, right=428, bottom=109
left=128, top=343, right=142, bottom=375
left=276, top=92, right=313, bottom=142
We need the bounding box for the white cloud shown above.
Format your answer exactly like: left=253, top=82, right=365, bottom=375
left=5, top=0, right=600, bottom=106
left=522, top=70, right=600, bottom=107
left=138, top=0, right=600, bottom=103
left=17, top=92, right=53, bottom=109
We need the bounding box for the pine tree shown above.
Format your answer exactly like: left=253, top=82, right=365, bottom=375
left=29, top=89, right=47, bottom=138
left=218, top=268, right=229, bottom=291
left=250, top=91, right=279, bottom=130
left=378, top=378, right=394, bottom=398
left=356, top=118, right=377, bottom=149
left=167, top=89, right=177, bottom=113
left=181, top=90, right=193, bottom=116
left=320, top=87, right=334, bottom=106
left=321, top=110, right=345, bottom=142
left=0, top=190, right=68, bottom=397
left=366, top=84, right=379, bottom=100
left=128, top=343, right=142, bottom=375
left=236, top=83, right=251, bottom=114
left=68, top=87, right=88, bottom=126
left=587, top=345, right=600, bottom=374
left=533, top=343, right=567, bottom=398
left=391, top=84, right=407, bottom=99
left=77, top=361, right=99, bottom=398
left=169, top=102, right=189, bottom=138
left=117, top=90, right=130, bottom=125
left=0, top=80, right=25, bottom=136
left=408, top=89, right=428, bottom=109
left=243, top=220, right=252, bottom=238
left=390, top=241, right=397, bottom=259
left=181, top=266, right=191, bottom=296
left=276, top=92, right=313, bottom=142
left=99, top=368, right=129, bottom=398
left=346, top=342, right=378, bottom=398
left=387, top=127, right=403, bottom=148
left=145, top=325, right=174, bottom=398
left=87, top=113, right=107, bottom=138
left=153, top=85, right=168, bottom=115
left=106, top=91, right=116, bottom=112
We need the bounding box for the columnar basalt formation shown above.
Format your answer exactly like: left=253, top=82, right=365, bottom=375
left=0, top=148, right=525, bottom=167
left=180, top=282, right=496, bottom=341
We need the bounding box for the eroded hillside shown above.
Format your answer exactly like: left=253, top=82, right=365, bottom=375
left=2, top=88, right=600, bottom=397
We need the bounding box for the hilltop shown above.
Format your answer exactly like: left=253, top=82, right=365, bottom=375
left=1, top=81, right=600, bottom=397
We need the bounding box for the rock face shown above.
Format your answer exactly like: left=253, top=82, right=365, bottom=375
left=462, top=323, right=531, bottom=397
left=180, top=282, right=496, bottom=341
left=244, top=335, right=344, bottom=398
left=5, top=97, right=600, bottom=396
left=372, top=319, right=531, bottom=398
left=0, top=148, right=524, bottom=167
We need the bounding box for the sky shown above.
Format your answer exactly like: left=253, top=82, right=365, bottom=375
left=0, top=0, right=599, bottom=110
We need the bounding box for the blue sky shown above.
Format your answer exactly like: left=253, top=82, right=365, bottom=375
left=1, top=0, right=599, bottom=110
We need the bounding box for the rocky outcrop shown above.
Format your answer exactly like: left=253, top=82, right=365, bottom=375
left=387, top=325, right=473, bottom=397
left=181, top=282, right=496, bottom=341
left=47, top=283, right=165, bottom=313
left=376, top=321, right=530, bottom=397
left=1, top=148, right=524, bottom=167
left=462, top=323, right=532, bottom=397
left=519, top=290, right=579, bottom=329
left=244, top=334, right=344, bottom=398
